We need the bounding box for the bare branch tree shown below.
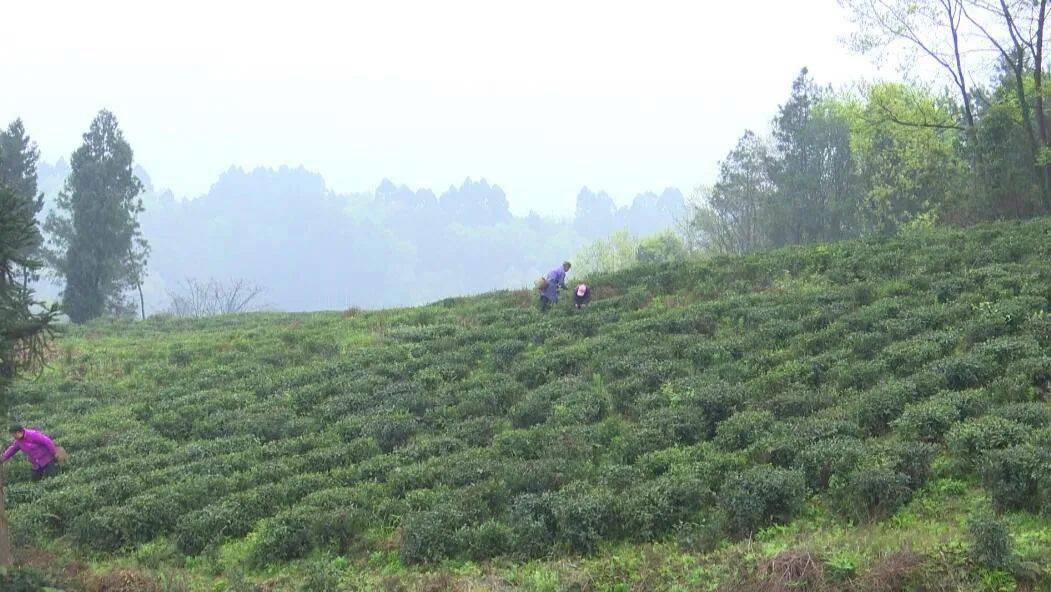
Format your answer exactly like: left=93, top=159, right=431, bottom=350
left=841, top=0, right=978, bottom=139
left=963, top=0, right=1051, bottom=207
left=165, top=278, right=265, bottom=318
left=866, top=89, right=967, bottom=130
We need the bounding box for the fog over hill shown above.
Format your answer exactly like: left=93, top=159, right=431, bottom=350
left=34, top=162, right=686, bottom=312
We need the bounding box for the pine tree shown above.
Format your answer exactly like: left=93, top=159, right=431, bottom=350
left=45, top=110, right=149, bottom=323
left=0, top=119, right=40, bottom=206
left=0, top=179, right=58, bottom=565
left=0, top=119, right=44, bottom=290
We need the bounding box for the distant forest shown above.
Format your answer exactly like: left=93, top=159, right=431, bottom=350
left=34, top=161, right=686, bottom=311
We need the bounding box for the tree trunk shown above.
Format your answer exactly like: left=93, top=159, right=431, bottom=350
left=1035, top=0, right=1051, bottom=211
left=0, top=466, right=12, bottom=566
left=0, top=272, right=10, bottom=381
left=1012, top=60, right=1050, bottom=202
left=946, top=0, right=978, bottom=154
left=138, top=280, right=146, bottom=321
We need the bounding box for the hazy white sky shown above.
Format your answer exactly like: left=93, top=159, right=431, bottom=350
left=1, top=0, right=883, bottom=215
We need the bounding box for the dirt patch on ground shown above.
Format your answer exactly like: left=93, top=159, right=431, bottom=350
left=852, top=550, right=924, bottom=592
left=718, top=549, right=827, bottom=592
left=81, top=569, right=164, bottom=592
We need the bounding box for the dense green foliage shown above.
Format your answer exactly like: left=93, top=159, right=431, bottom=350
left=692, top=66, right=1051, bottom=256
left=575, top=230, right=689, bottom=277
left=43, top=110, right=148, bottom=323
left=0, top=118, right=57, bottom=391
left=3, top=218, right=1051, bottom=586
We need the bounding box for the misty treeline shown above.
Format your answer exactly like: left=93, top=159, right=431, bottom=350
left=692, top=0, right=1051, bottom=255
left=3, top=108, right=686, bottom=321
left=28, top=153, right=685, bottom=317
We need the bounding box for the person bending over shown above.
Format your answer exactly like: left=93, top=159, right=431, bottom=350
left=1, top=424, right=60, bottom=481
left=538, top=261, right=571, bottom=312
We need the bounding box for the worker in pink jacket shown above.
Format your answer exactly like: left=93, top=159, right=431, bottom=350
left=1, top=424, right=60, bottom=481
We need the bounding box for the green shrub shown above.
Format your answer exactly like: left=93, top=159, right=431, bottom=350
left=510, top=390, right=556, bottom=428
left=452, top=380, right=522, bottom=419
left=940, top=389, right=993, bottom=419
left=991, top=402, right=1051, bottom=428
left=491, top=339, right=527, bottom=364
left=764, top=387, right=835, bottom=418
left=387, top=462, right=432, bottom=496
left=881, top=335, right=952, bottom=376
left=551, top=386, right=609, bottom=425
left=597, top=463, right=645, bottom=491
left=446, top=416, right=500, bottom=447
left=0, top=566, right=53, bottom=592
left=718, top=466, right=806, bottom=537
left=398, top=435, right=465, bottom=463
left=501, top=458, right=579, bottom=495
left=757, top=418, right=860, bottom=467
left=507, top=493, right=558, bottom=560
left=714, top=410, right=775, bottom=451
left=674, top=513, right=728, bottom=553
left=69, top=506, right=133, bottom=551
left=552, top=483, right=619, bottom=554
left=848, top=331, right=889, bottom=359
left=975, top=336, right=1042, bottom=365
left=638, top=405, right=708, bottom=448
left=933, top=353, right=998, bottom=391
left=434, top=452, right=499, bottom=489
left=874, top=440, right=936, bottom=488
left=676, top=380, right=746, bottom=436
left=831, top=359, right=887, bottom=391
left=828, top=466, right=913, bottom=523
left=853, top=382, right=912, bottom=435
left=340, top=412, right=419, bottom=453
left=458, top=519, right=512, bottom=561
left=1015, top=356, right=1051, bottom=392
left=967, top=508, right=1013, bottom=570
left=619, top=474, right=714, bottom=540
left=965, top=299, right=1029, bottom=344
left=399, top=507, right=468, bottom=564
left=893, top=400, right=959, bottom=443
left=1028, top=311, right=1051, bottom=347
left=980, top=445, right=1051, bottom=512
left=493, top=427, right=548, bottom=460
left=794, top=437, right=865, bottom=490
left=946, top=417, right=1028, bottom=469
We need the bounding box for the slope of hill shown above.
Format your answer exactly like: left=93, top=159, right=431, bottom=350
left=4, top=219, right=1051, bottom=591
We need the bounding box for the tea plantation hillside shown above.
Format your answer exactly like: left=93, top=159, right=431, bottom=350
left=5, top=219, right=1051, bottom=591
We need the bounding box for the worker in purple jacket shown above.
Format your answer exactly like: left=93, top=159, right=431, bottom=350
left=539, top=261, right=571, bottom=312
left=1, top=424, right=60, bottom=481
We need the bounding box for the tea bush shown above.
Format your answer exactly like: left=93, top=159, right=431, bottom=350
left=794, top=437, right=865, bottom=490
left=967, top=508, right=1014, bottom=570
left=718, top=466, right=806, bottom=537
left=946, top=416, right=1028, bottom=469
left=980, top=445, right=1051, bottom=512
left=893, top=400, right=960, bottom=443
left=714, top=409, right=775, bottom=451
left=828, top=466, right=913, bottom=523
left=619, top=473, right=714, bottom=540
